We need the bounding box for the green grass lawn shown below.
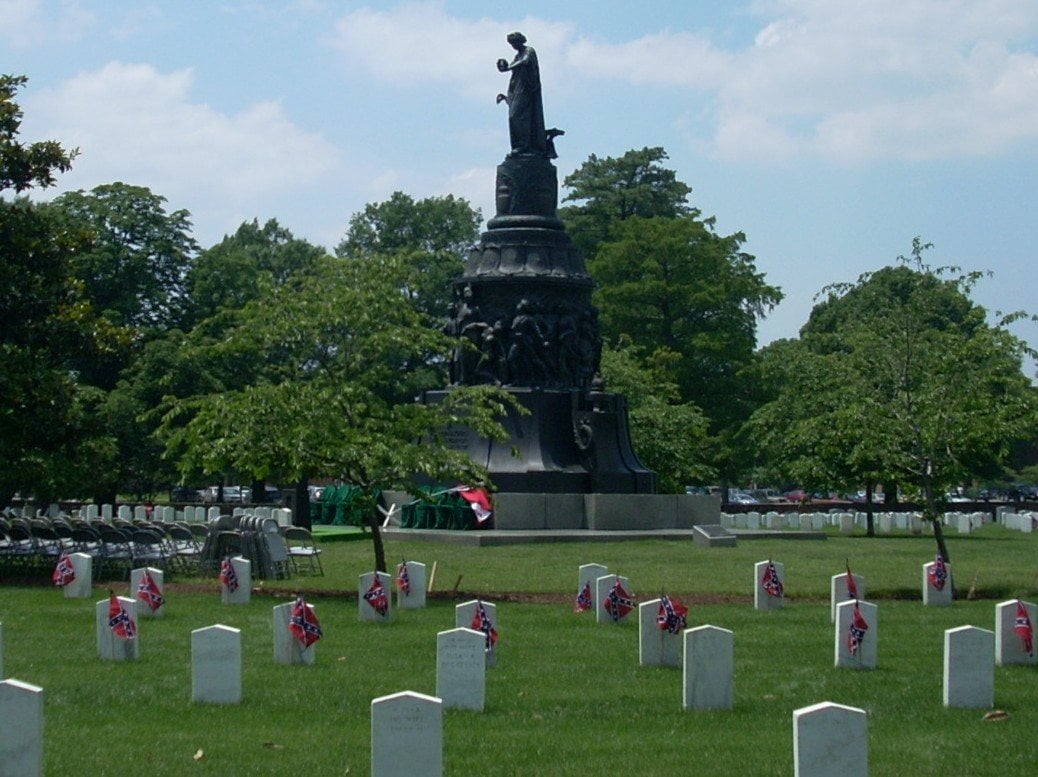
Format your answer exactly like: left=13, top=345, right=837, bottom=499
left=2, top=524, right=1037, bottom=775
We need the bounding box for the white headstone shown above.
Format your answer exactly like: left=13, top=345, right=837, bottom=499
left=455, top=600, right=498, bottom=667
left=793, top=701, right=868, bottom=777
left=995, top=599, right=1037, bottom=666
left=754, top=560, right=784, bottom=610
left=436, top=628, right=485, bottom=711
left=96, top=596, right=139, bottom=661
left=922, top=560, right=953, bottom=606
left=221, top=556, right=251, bottom=605
left=359, top=571, right=393, bottom=622
left=117, top=505, right=132, bottom=522
left=811, top=514, right=826, bottom=531
left=273, top=601, right=316, bottom=665
left=830, top=572, right=866, bottom=623
left=134, top=505, right=147, bottom=522
left=595, top=574, right=635, bottom=624
left=63, top=552, right=93, bottom=599
left=839, top=513, right=855, bottom=534
left=191, top=624, right=242, bottom=704
left=0, top=678, right=44, bottom=777
left=371, top=691, right=442, bottom=777
left=639, top=599, right=683, bottom=668
left=943, top=625, right=994, bottom=708
left=130, top=567, right=165, bottom=618
left=101, top=503, right=113, bottom=520
left=682, top=625, right=734, bottom=711
left=877, top=514, right=892, bottom=533
left=578, top=563, right=608, bottom=613
left=834, top=600, right=878, bottom=670
left=396, top=561, right=427, bottom=609
left=85, top=504, right=99, bottom=521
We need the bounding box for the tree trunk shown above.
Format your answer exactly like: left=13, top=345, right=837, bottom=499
left=923, top=475, right=951, bottom=564
left=864, top=481, right=875, bottom=537
left=368, top=510, right=387, bottom=574
left=293, top=481, right=312, bottom=530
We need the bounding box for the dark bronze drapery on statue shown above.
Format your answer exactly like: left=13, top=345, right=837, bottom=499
left=424, top=33, right=655, bottom=494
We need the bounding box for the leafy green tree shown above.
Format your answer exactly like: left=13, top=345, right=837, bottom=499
left=751, top=240, right=1037, bottom=560
left=599, top=341, right=713, bottom=492
left=0, top=74, right=76, bottom=191
left=0, top=74, right=112, bottom=504
left=336, top=192, right=483, bottom=397
left=184, top=218, right=324, bottom=328
left=158, top=253, right=515, bottom=570
left=560, top=148, right=781, bottom=485
left=560, top=146, right=692, bottom=257
left=336, top=191, right=481, bottom=325
left=589, top=215, right=780, bottom=475
left=52, top=182, right=198, bottom=335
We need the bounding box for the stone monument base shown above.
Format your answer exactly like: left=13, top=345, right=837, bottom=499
left=420, top=387, right=656, bottom=494
left=383, top=490, right=720, bottom=531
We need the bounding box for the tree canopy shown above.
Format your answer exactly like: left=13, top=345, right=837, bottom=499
left=560, top=146, right=693, bottom=258
left=560, top=150, right=781, bottom=485
left=0, top=74, right=112, bottom=504
left=52, top=182, right=198, bottom=334
left=750, top=240, right=1037, bottom=557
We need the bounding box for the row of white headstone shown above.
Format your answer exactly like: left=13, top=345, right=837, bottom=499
left=719, top=508, right=1037, bottom=535
left=69, top=502, right=295, bottom=526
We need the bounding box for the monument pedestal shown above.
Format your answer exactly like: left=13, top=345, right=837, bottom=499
left=422, top=387, right=654, bottom=494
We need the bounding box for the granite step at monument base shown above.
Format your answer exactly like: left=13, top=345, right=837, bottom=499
left=383, top=526, right=826, bottom=547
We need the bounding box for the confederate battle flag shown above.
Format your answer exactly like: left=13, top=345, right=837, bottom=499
left=1015, top=600, right=1034, bottom=656
left=657, top=594, right=689, bottom=634
left=848, top=601, right=869, bottom=656
left=395, top=561, right=410, bottom=596
left=845, top=560, right=859, bottom=600
left=603, top=578, right=636, bottom=622
left=471, top=599, right=499, bottom=652
left=574, top=581, right=592, bottom=613
left=927, top=554, right=948, bottom=591
left=136, top=569, right=165, bottom=612
left=364, top=573, right=389, bottom=616
left=219, top=557, right=239, bottom=593
left=762, top=560, right=784, bottom=598
left=289, top=595, right=322, bottom=648
left=52, top=553, right=75, bottom=587
left=107, top=592, right=137, bottom=640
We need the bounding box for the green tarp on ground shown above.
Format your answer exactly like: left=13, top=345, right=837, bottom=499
left=400, top=489, right=475, bottom=530
left=310, top=485, right=381, bottom=526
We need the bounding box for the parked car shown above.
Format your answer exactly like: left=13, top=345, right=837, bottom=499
left=170, top=486, right=201, bottom=502
left=202, top=485, right=245, bottom=503
left=727, top=491, right=762, bottom=505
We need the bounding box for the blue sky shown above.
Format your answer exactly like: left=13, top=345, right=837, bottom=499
left=4, top=0, right=1038, bottom=354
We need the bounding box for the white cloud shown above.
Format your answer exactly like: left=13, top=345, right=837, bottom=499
left=325, top=1, right=574, bottom=100
left=24, top=62, right=344, bottom=243
left=0, top=0, right=96, bottom=47
left=324, top=0, right=1038, bottom=163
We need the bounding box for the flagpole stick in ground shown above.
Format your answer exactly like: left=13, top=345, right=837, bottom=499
left=428, top=561, right=437, bottom=593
